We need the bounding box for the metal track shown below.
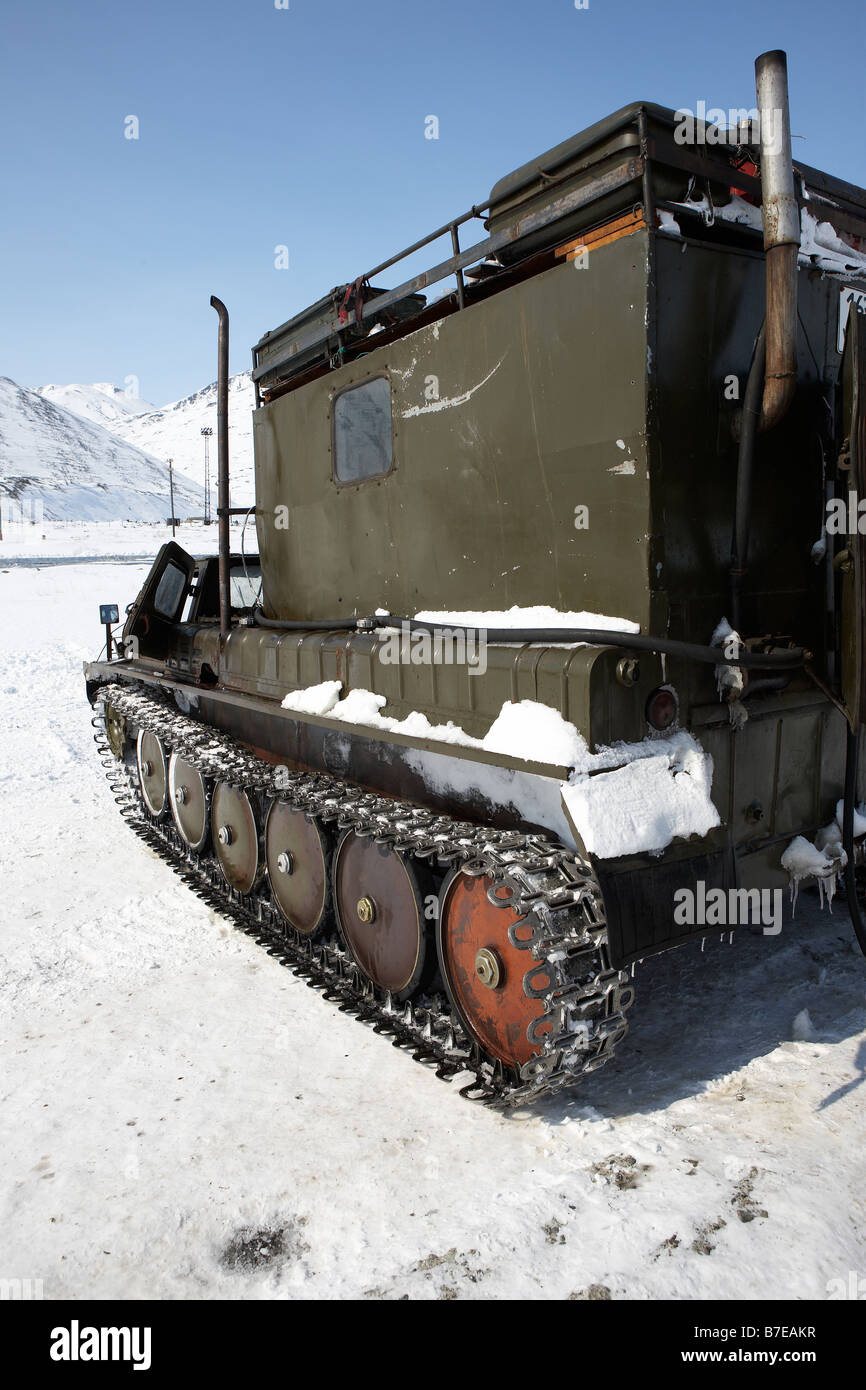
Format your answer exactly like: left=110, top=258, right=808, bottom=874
left=92, top=680, right=634, bottom=1107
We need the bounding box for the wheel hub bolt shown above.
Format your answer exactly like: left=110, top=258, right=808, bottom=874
left=475, top=947, right=502, bottom=990
left=218, top=825, right=233, bottom=847
left=176, top=785, right=188, bottom=805
left=276, top=851, right=294, bottom=875
left=356, top=896, right=377, bottom=924
left=142, top=760, right=153, bottom=777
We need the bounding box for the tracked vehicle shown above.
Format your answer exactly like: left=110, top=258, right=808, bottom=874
left=86, top=51, right=866, bottom=1104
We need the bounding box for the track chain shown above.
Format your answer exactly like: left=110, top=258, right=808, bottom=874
left=92, top=679, right=633, bottom=1107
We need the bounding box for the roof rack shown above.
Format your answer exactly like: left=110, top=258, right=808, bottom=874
left=251, top=101, right=866, bottom=401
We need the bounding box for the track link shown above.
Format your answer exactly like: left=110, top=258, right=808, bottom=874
left=92, top=679, right=634, bottom=1107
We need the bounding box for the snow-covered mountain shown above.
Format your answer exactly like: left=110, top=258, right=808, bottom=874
left=0, top=377, right=201, bottom=522
left=35, top=381, right=156, bottom=429
left=114, top=372, right=255, bottom=506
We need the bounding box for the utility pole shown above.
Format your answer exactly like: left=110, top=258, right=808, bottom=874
left=168, top=458, right=176, bottom=537
left=201, top=426, right=213, bottom=525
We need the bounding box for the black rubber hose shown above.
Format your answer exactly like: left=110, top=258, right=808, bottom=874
left=393, top=618, right=804, bottom=670
left=730, top=323, right=767, bottom=634
left=253, top=612, right=362, bottom=631
left=252, top=609, right=805, bottom=668
left=842, top=723, right=866, bottom=957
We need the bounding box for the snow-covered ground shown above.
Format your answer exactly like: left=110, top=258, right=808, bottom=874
left=0, top=520, right=244, bottom=562
left=1, top=551, right=865, bottom=1301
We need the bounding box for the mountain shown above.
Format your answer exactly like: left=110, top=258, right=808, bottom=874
left=0, top=377, right=201, bottom=522
left=114, top=372, right=255, bottom=507
left=35, top=382, right=156, bottom=429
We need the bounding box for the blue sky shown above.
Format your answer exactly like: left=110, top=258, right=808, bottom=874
left=2, top=0, right=864, bottom=406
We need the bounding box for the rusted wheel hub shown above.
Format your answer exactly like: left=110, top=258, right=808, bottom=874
left=437, top=870, right=552, bottom=1068
left=333, top=830, right=431, bottom=999
left=136, top=729, right=168, bottom=818
left=265, top=799, right=330, bottom=936
left=168, top=753, right=209, bottom=853
left=212, top=782, right=261, bottom=894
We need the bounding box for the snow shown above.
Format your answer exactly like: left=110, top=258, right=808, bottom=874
left=799, top=207, right=866, bottom=278
left=792, top=1009, right=817, bottom=1043
left=280, top=681, right=342, bottom=716
left=35, top=382, right=155, bottom=428
left=1, top=541, right=866, bottom=1299
left=657, top=209, right=682, bottom=236
left=710, top=617, right=745, bottom=700
left=671, top=190, right=764, bottom=233
left=483, top=699, right=586, bottom=767
left=835, top=799, right=866, bottom=839
left=279, top=684, right=588, bottom=766
left=780, top=796, right=866, bottom=914
left=781, top=835, right=846, bottom=912
left=0, top=378, right=201, bottom=523
left=668, top=191, right=866, bottom=282
left=275, top=675, right=719, bottom=860
left=414, top=605, right=640, bottom=635
left=325, top=687, right=483, bottom=748
left=0, top=520, right=227, bottom=562
left=114, top=372, right=255, bottom=505
left=562, top=731, right=720, bottom=859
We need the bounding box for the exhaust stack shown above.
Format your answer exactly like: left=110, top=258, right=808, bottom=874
left=754, top=49, right=799, bottom=431
left=210, top=295, right=231, bottom=637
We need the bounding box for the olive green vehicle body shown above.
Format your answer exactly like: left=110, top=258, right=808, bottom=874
left=86, top=101, right=866, bottom=967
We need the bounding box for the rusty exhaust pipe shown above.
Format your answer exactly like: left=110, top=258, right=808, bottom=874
left=754, top=49, right=799, bottom=432
left=210, top=295, right=231, bottom=637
